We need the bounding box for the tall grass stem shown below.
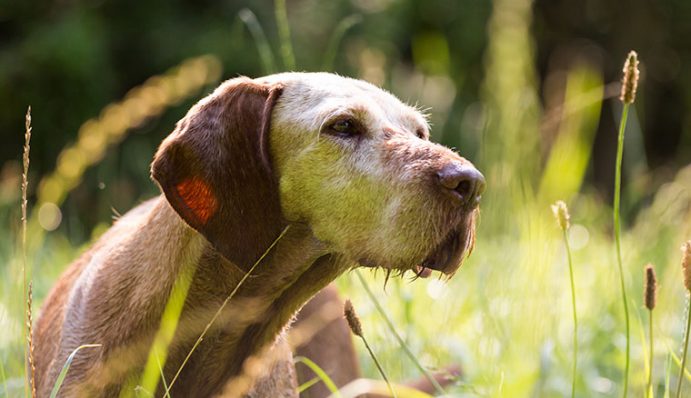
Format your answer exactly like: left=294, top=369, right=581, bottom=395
left=361, top=338, right=397, bottom=398
left=613, top=103, right=631, bottom=397
left=1, top=348, right=10, bottom=398
left=274, top=0, right=295, bottom=70
left=354, top=270, right=445, bottom=395
left=676, top=298, right=691, bottom=398
left=563, top=229, right=578, bottom=398
left=239, top=9, right=277, bottom=74
left=322, top=15, right=362, bottom=70
left=649, top=310, right=654, bottom=397
left=645, top=264, right=657, bottom=398
left=22, top=106, right=32, bottom=398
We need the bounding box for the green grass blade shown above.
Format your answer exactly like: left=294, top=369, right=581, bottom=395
left=139, top=257, right=197, bottom=396
left=669, top=348, right=691, bottom=380
left=613, top=103, right=631, bottom=398
left=665, top=352, right=672, bottom=398
left=49, top=344, right=102, bottom=398
left=1, top=352, right=10, bottom=398
left=322, top=15, right=362, bottom=71
left=294, top=356, right=340, bottom=396
left=274, top=0, right=295, bottom=70
left=675, top=297, right=691, bottom=398
left=561, top=228, right=578, bottom=398
left=297, top=376, right=321, bottom=393
left=239, top=9, right=277, bottom=74
left=163, top=226, right=290, bottom=395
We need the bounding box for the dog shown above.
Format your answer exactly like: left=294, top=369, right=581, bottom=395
left=33, top=72, right=484, bottom=397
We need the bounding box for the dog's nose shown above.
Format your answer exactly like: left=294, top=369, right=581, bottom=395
left=436, top=163, right=485, bottom=209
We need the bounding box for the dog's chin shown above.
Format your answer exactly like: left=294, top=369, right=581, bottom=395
left=418, top=226, right=473, bottom=276
left=356, top=212, right=477, bottom=278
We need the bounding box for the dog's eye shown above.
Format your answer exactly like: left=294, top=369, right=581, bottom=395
left=327, top=119, right=359, bottom=138
left=416, top=129, right=427, bottom=140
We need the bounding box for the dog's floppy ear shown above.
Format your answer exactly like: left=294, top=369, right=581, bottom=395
left=151, top=77, right=284, bottom=271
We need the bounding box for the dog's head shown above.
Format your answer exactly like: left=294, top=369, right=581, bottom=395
left=152, top=73, right=484, bottom=276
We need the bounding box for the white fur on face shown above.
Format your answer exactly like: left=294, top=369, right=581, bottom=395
left=266, top=73, right=475, bottom=272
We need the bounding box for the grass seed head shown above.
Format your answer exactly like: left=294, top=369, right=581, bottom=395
left=683, top=241, right=691, bottom=292
left=551, top=200, right=570, bottom=231
left=620, top=51, right=640, bottom=104
left=344, top=299, right=363, bottom=337
left=644, top=264, right=657, bottom=310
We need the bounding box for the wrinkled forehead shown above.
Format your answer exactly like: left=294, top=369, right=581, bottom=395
left=257, top=73, right=429, bottom=133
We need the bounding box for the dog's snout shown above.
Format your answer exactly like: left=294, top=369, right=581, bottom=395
left=436, top=163, right=485, bottom=209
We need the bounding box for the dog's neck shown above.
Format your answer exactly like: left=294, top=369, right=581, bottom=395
left=150, top=198, right=349, bottom=396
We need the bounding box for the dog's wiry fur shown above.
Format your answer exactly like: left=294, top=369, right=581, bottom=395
left=34, top=73, right=481, bottom=397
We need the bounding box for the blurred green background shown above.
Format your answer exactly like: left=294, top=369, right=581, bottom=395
left=1, top=0, right=691, bottom=396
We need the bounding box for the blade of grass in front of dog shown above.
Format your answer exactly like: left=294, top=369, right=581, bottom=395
left=274, top=0, right=295, bottom=70
left=298, top=377, right=321, bottom=393
left=139, top=257, right=197, bottom=396
left=49, top=344, right=102, bottom=398
left=354, top=270, right=445, bottom=395
left=164, top=226, right=291, bottom=395
left=322, top=15, right=362, bottom=71
left=294, top=356, right=340, bottom=396
left=239, top=9, right=277, bottom=75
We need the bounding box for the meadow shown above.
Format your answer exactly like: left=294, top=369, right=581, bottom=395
left=1, top=0, right=691, bottom=397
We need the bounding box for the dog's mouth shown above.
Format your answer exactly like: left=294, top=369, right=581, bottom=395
left=357, top=212, right=476, bottom=278
left=417, top=222, right=474, bottom=276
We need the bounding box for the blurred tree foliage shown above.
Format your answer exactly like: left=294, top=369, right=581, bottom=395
left=0, top=0, right=689, bottom=241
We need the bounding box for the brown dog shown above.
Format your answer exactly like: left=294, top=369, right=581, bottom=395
left=34, top=73, right=484, bottom=397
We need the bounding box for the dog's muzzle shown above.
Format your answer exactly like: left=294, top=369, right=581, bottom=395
left=418, top=161, right=484, bottom=275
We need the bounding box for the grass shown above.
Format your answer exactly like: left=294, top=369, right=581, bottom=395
left=48, top=344, right=101, bottom=398
left=552, top=201, right=578, bottom=398
left=644, top=264, right=657, bottom=397
left=677, top=242, right=691, bottom=397
left=344, top=299, right=398, bottom=398
left=2, top=2, right=691, bottom=398
left=21, top=106, right=32, bottom=398
left=613, top=51, right=639, bottom=397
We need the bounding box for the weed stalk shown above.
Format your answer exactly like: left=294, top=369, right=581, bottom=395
left=614, top=50, right=638, bottom=397
left=645, top=264, right=657, bottom=397
left=22, top=106, right=32, bottom=398
left=355, top=270, right=446, bottom=395
left=274, top=0, right=295, bottom=70
left=344, top=299, right=397, bottom=398
left=677, top=241, right=691, bottom=398
left=552, top=201, right=577, bottom=398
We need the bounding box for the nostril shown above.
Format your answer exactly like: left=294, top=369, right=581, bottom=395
left=456, top=180, right=473, bottom=197
left=436, top=163, right=485, bottom=208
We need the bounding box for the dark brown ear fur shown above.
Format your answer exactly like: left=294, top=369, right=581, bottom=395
left=151, top=77, right=284, bottom=270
